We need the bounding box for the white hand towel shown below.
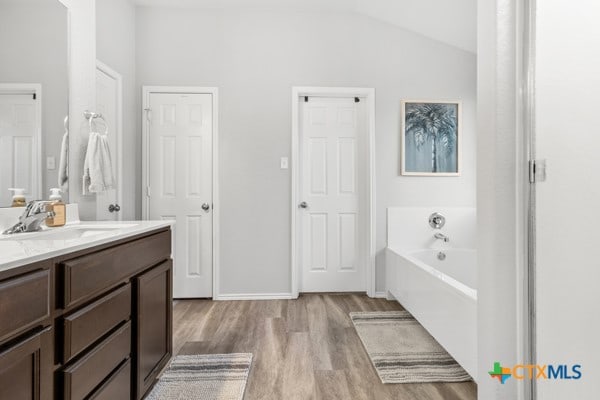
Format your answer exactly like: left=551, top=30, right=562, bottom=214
left=82, top=132, right=115, bottom=194
left=58, top=130, right=69, bottom=190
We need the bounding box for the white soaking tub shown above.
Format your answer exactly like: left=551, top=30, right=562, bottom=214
left=386, top=247, right=478, bottom=381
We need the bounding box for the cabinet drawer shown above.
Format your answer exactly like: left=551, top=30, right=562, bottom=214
left=0, top=268, right=50, bottom=343
left=88, top=358, right=131, bottom=400
left=61, top=230, right=171, bottom=308
left=63, top=321, right=131, bottom=400
left=62, top=284, right=131, bottom=362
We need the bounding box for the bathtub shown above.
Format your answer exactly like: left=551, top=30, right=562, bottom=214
left=386, top=246, right=478, bottom=381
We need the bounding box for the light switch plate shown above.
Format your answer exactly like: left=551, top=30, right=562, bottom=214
left=46, top=156, right=56, bottom=170
left=280, top=157, right=289, bottom=169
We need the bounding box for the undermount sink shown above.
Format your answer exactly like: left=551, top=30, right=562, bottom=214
left=0, top=224, right=139, bottom=241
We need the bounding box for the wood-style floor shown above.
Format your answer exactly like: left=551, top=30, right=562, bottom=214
left=173, top=293, right=477, bottom=400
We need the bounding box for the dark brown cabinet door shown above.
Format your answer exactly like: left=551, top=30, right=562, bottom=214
left=0, top=328, right=52, bottom=400
left=134, top=260, right=172, bottom=399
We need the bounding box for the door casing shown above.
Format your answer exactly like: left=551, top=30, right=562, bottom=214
left=95, top=60, right=123, bottom=221
left=291, top=87, right=376, bottom=298
left=142, top=86, right=219, bottom=299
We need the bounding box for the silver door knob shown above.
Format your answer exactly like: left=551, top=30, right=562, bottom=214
left=299, top=202, right=308, bottom=209
left=202, top=203, right=210, bottom=211
left=108, top=204, right=121, bottom=213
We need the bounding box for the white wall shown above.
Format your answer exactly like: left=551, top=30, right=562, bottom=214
left=535, top=1, right=600, bottom=399
left=477, top=0, right=527, bottom=398
left=356, top=0, right=477, bottom=53
left=0, top=1, right=68, bottom=202
left=96, top=0, right=137, bottom=220
left=135, top=7, right=477, bottom=296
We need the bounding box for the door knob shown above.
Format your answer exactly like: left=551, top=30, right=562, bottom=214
left=202, top=203, right=211, bottom=211
left=299, top=201, right=308, bottom=209
left=108, top=204, right=121, bottom=213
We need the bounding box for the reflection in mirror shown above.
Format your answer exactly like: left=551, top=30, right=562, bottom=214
left=0, top=0, right=68, bottom=207
left=92, top=0, right=135, bottom=221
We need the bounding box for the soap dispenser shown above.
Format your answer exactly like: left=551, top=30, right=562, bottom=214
left=46, top=188, right=66, bottom=227
left=8, top=188, right=26, bottom=207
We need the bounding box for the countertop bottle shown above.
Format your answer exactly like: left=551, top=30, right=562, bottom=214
left=8, top=188, right=26, bottom=207
left=46, top=188, right=66, bottom=227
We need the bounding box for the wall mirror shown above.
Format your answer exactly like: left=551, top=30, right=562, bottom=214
left=0, top=0, right=69, bottom=207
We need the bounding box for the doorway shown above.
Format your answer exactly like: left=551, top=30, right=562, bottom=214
left=142, top=86, right=219, bottom=299
left=291, top=87, right=375, bottom=297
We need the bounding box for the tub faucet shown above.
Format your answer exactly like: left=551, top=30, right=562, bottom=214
left=2, top=201, right=55, bottom=235
left=434, top=232, right=450, bottom=243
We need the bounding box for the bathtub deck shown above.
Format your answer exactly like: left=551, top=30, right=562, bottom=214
left=173, top=293, right=477, bottom=400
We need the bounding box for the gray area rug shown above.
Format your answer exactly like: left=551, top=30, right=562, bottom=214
left=350, top=311, right=471, bottom=384
left=146, top=353, right=253, bottom=400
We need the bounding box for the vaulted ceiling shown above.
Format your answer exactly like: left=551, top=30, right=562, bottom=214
left=131, top=0, right=476, bottom=53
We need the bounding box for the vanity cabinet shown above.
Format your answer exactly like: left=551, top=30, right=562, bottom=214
left=0, top=260, right=53, bottom=400
left=134, top=260, right=172, bottom=400
left=0, top=227, right=172, bottom=400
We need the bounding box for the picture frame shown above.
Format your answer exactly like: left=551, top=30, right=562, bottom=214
left=401, top=100, right=461, bottom=176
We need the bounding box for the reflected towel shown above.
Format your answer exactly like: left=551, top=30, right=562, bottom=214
left=58, top=130, right=69, bottom=190
left=82, top=131, right=114, bottom=194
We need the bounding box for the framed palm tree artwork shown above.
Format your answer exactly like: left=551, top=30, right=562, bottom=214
left=401, top=100, right=461, bottom=176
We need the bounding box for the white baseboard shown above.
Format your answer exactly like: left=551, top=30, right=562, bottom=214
left=374, top=291, right=388, bottom=298
left=214, top=293, right=294, bottom=301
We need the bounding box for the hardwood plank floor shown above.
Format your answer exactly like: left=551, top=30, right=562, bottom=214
left=173, top=294, right=477, bottom=400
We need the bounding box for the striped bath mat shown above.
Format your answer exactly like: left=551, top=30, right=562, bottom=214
left=350, top=311, right=471, bottom=383
left=146, top=353, right=253, bottom=400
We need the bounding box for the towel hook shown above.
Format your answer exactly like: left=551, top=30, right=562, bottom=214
left=84, top=110, right=108, bottom=135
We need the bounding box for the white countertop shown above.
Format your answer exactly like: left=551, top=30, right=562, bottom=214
left=0, top=220, right=174, bottom=273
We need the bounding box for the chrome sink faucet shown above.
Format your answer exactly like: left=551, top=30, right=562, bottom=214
left=434, top=232, right=450, bottom=243
left=2, top=201, right=55, bottom=235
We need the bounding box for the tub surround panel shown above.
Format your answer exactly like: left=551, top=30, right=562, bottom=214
left=386, top=206, right=477, bottom=380
left=405, top=249, right=476, bottom=295
left=387, top=207, right=476, bottom=251
left=386, top=248, right=477, bottom=381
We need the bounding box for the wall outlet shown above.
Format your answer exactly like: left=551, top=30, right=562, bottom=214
left=46, top=156, right=56, bottom=170
left=280, top=157, right=289, bottom=169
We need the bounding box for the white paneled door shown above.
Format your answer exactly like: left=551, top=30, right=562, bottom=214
left=0, top=92, right=39, bottom=206
left=147, top=92, right=213, bottom=298
left=299, top=97, right=367, bottom=292
left=95, top=63, right=121, bottom=221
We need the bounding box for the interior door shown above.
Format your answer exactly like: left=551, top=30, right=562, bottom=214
left=534, top=1, right=600, bottom=399
left=0, top=93, right=39, bottom=205
left=147, top=92, right=213, bottom=298
left=95, top=64, right=121, bottom=220
left=298, top=97, right=367, bottom=292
